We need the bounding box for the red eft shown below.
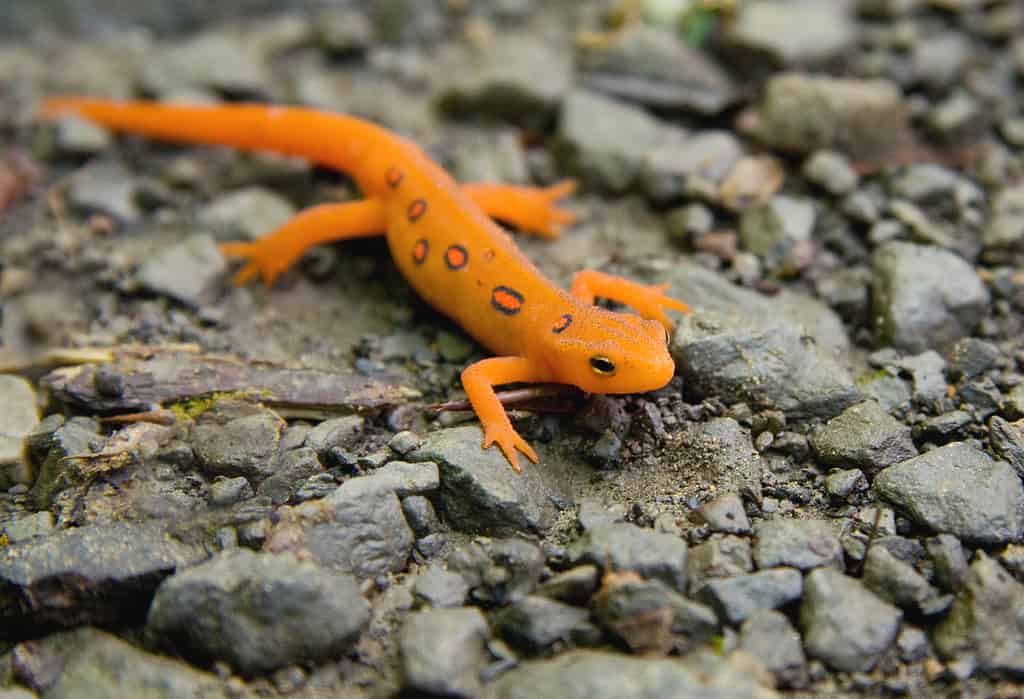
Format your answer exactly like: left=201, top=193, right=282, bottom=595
left=40, top=97, right=689, bottom=472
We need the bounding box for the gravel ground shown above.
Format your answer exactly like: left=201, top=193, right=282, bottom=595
left=2, top=0, right=1024, bottom=697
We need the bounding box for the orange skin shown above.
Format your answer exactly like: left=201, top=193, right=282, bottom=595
left=40, top=98, right=689, bottom=471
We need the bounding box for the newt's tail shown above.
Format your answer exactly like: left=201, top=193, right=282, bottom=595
left=39, top=97, right=384, bottom=176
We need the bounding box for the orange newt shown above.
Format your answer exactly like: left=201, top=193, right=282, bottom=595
left=40, top=97, right=689, bottom=471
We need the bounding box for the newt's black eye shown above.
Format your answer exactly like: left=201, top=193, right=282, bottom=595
left=589, top=355, right=616, bottom=376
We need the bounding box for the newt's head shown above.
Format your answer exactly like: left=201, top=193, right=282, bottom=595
left=537, top=305, right=675, bottom=394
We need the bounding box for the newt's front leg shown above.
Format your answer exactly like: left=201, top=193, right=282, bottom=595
left=463, top=180, right=577, bottom=238
left=461, top=356, right=552, bottom=472
left=571, top=270, right=690, bottom=330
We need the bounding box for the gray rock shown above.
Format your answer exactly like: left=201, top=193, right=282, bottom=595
left=889, top=163, right=979, bottom=207
left=593, top=576, right=718, bottom=653
left=52, top=115, right=112, bottom=155
left=0, top=375, right=37, bottom=488
left=408, top=425, right=562, bottom=535
left=413, top=565, right=469, bottom=608
left=927, top=90, right=986, bottom=142
left=949, top=337, right=1002, bottom=380
left=984, top=185, right=1024, bottom=255
left=485, top=648, right=779, bottom=699
left=800, top=567, right=902, bottom=672
left=872, top=242, right=989, bottom=353
left=450, top=129, right=529, bottom=186
left=751, top=73, right=912, bottom=159
left=400, top=607, right=489, bottom=698
left=137, top=233, right=228, bottom=306
left=891, top=350, right=949, bottom=406
left=0, top=511, right=54, bottom=545
left=912, top=32, right=970, bottom=89
left=537, top=565, right=601, bottom=606
left=809, top=400, right=917, bottom=475
left=338, top=460, right=439, bottom=500
left=753, top=519, right=843, bottom=571
left=492, top=595, right=601, bottom=653
left=674, top=311, right=859, bottom=421
left=208, top=475, right=254, bottom=507
left=926, top=533, right=969, bottom=592
left=449, top=537, right=545, bottom=606
left=66, top=160, right=140, bottom=222
left=577, top=25, right=737, bottom=114
left=678, top=419, right=763, bottom=503
left=698, top=492, right=751, bottom=534
left=146, top=550, right=368, bottom=674
left=557, top=89, right=672, bottom=192
left=824, top=468, right=868, bottom=499
left=739, top=195, right=816, bottom=273
left=739, top=609, right=808, bottom=689
left=316, top=7, right=373, bottom=53
left=862, top=545, right=941, bottom=613
left=725, top=0, right=855, bottom=66
left=802, top=150, right=859, bottom=195
left=303, top=415, right=363, bottom=455
left=191, top=404, right=284, bottom=481
left=10, top=627, right=227, bottom=699
left=989, top=416, right=1024, bottom=480
left=28, top=417, right=100, bottom=508
left=642, top=130, right=743, bottom=203
left=140, top=31, right=269, bottom=96
left=696, top=567, right=803, bottom=626
left=256, top=447, right=323, bottom=505
left=296, top=475, right=415, bottom=579
left=0, top=523, right=205, bottom=638
left=568, top=522, right=688, bottom=592
left=933, top=552, right=1024, bottom=678
left=873, top=442, right=1024, bottom=546
left=197, top=186, right=296, bottom=241
left=688, top=535, right=754, bottom=591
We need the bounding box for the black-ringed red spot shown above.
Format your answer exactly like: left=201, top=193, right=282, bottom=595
left=412, top=238, right=429, bottom=265
left=552, top=313, right=573, bottom=334
left=444, top=245, right=469, bottom=270
left=385, top=167, right=403, bottom=189
left=491, top=286, right=524, bottom=316
left=407, top=198, right=427, bottom=222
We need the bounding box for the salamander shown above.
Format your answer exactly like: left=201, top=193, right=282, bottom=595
left=40, top=97, right=689, bottom=471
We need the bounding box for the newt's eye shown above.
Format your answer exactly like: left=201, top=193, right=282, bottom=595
left=589, top=355, right=616, bottom=376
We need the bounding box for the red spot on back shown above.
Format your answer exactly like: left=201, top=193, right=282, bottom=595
left=407, top=199, right=427, bottom=222
left=412, top=238, right=429, bottom=264
left=491, top=286, right=524, bottom=315
left=445, top=245, right=469, bottom=270
left=385, top=167, right=403, bottom=189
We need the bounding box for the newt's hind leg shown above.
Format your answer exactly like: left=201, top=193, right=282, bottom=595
left=463, top=180, right=577, bottom=238
left=571, top=270, right=690, bottom=330
left=218, top=199, right=385, bottom=286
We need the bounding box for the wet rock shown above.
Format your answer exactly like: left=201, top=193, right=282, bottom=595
left=593, top=576, right=718, bottom=654
left=10, top=627, right=226, bottom=698
left=687, top=536, right=754, bottom=591
left=577, top=25, right=737, bottom=114
left=933, top=552, right=1024, bottom=678
left=739, top=609, right=808, bottom=689
left=696, top=567, right=803, bottom=626
left=800, top=567, right=902, bottom=672
left=872, top=242, right=989, bottom=353
left=402, top=495, right=441, bottom=537
left=146, top=550, right=368, bottom=674
left=751, top=73, right=912, bottom=159
left=449, top=537, right=544, bottom=606
left=674, top=312, right=859, bottom=421
left=642, top=130, right=744, bottom=204
left=137, top=234, right=228, bottom=307
left=197, top=187, right=296, bottom=241
left=191, top=403, right=285, bottom=481
left=140, top=31, right=269, bottom=96
left=400, top=607, right=489, bottom=698
left=29, top=417, right=100, bottom=508
left=408, top=426, right=562, bottom=535
left=697, top=492, right=751, bottom=535
left=557, top=88, right=672, bottom=192
left=0, top=375, right=37, bottom=488
left=66, top=160, right=140, bottom=222
left=485, top=648, right=779, bottom=699
left=753, top=519, right=843, bottom=571
left=677, top=419, right=763, bottom=503
left=568, top=522, right=687, bottom=592
left=862, top=545, right=941, bottom=613
left=436, top=33, right=572, bottom=125
left=0, top=523, right=205, bottom=639
left=725, top=0, right=856, bottom=67
left=537, top=565, right=600, bottom=606
left=873, top=442, right=1024, bottom=546
left=739, top=195, right=816, bottom=274
left=256, top=447, right=323, bottom=505
left=989, top=416, right=1024, bottom=480
left=492, top=595, right=601, bottom=654
left=802, top=150, right=859, bottom=195
left=949, top=337, right=1002, bottom=380
left=412, top=565, right=469, bottom=608
left=810, top=400, right=917, bottom=475
left=287, top=471, right=415, bottom=579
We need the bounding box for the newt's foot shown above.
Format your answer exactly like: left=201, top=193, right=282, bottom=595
left=634, top=283, right=691, bottom=330
left=218, top=240, right=294, bottom=287
left=525, top=180, right=578, bottom=238
left=482, top=422, right=539, bottom=474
